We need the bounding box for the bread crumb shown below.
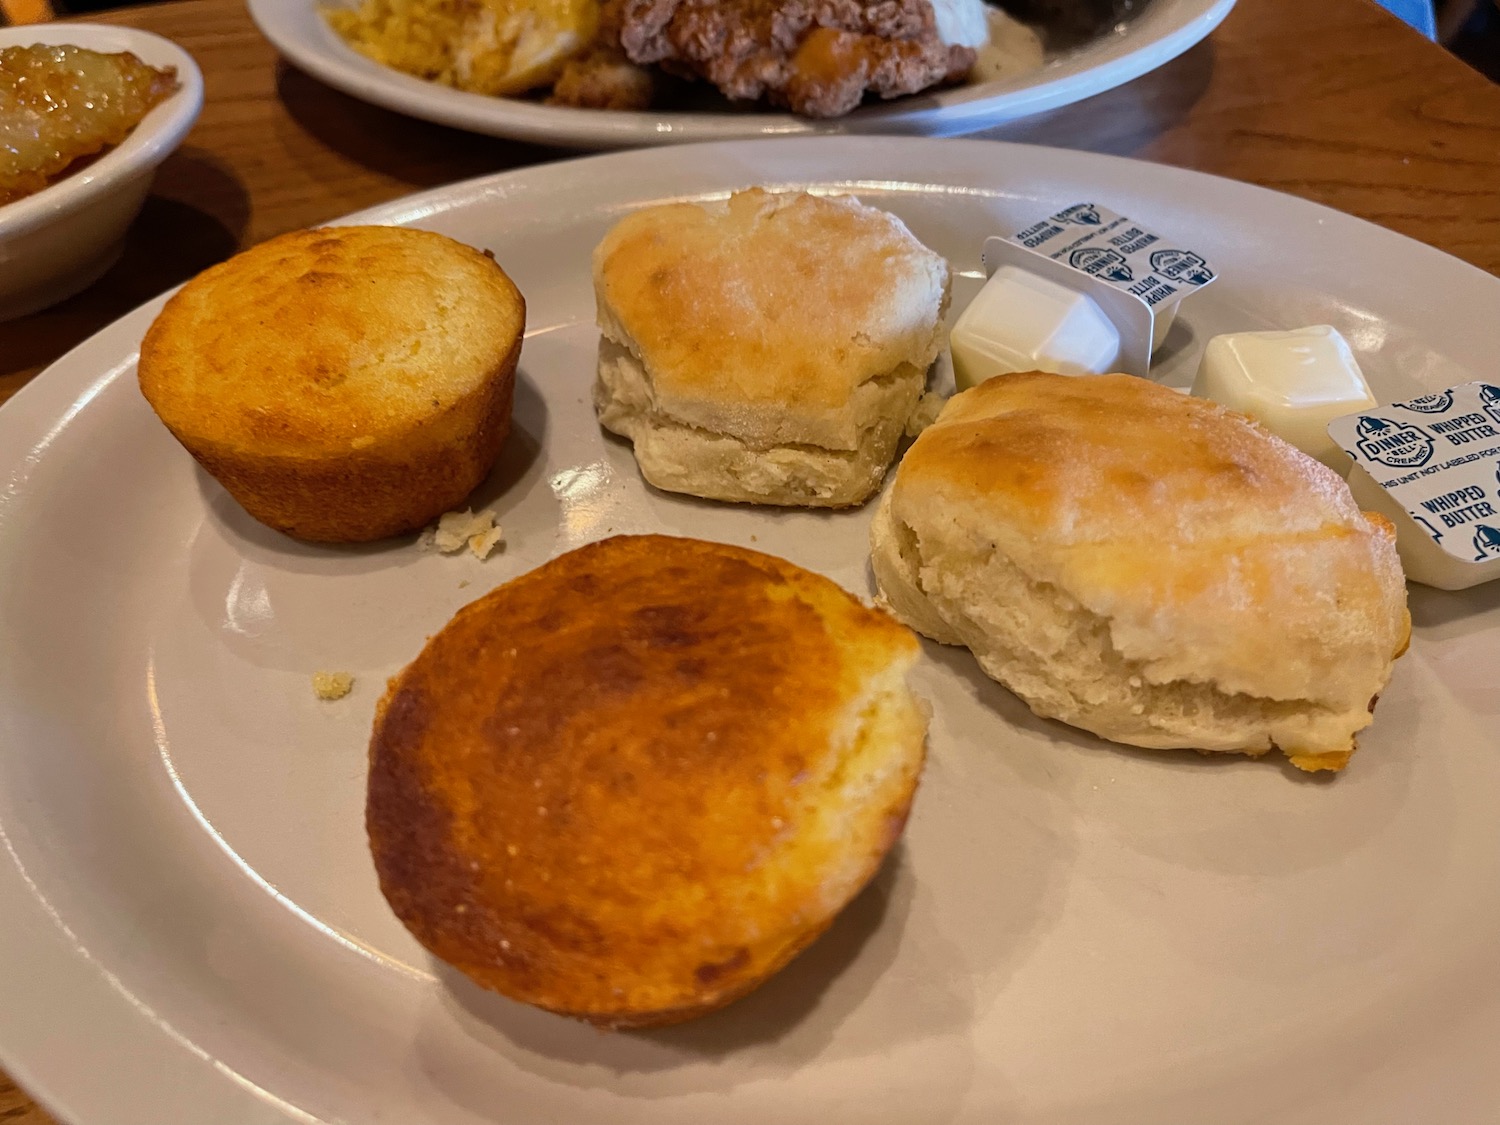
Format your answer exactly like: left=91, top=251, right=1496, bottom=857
left=312, top=671, right=354, bottom=700
left=418, top=508, right=505, bottom=559
left=905, top=390, right=947, bottom=437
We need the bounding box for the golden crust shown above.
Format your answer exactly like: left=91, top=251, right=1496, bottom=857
left=910, top=372, right=1371, bottom=545
left=592, top=188, right=949, bottom=451
left=887, top=372, right=1410, bottom=766
left=367, top=534, right=926, bottom=1027
left=138, top=226, right=525, bottom=542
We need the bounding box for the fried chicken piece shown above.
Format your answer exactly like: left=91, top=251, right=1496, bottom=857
left=614, top=0, right=976, bottom=118
left=548, top=45, right=656, bottom=109
left=0, top=45, right=178, bottom=207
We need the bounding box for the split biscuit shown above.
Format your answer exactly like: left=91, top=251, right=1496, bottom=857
left=871, top=371, right=1410, bottom=773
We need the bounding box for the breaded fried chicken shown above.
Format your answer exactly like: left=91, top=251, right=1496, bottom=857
left=548, top=45, right=656, bottom=109
left=614, top=0, right=977, bottom=118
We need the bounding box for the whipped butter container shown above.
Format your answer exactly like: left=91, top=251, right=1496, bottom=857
left=951, top=202, right=1219, bottom=390
left=949, top=264, right=1121, bottom=390
left=1004, top=202, right=1217, bottom=353
left=1192, top=325, right=1377, bottom=470
left=1328, top=382, right=1500, bottom=590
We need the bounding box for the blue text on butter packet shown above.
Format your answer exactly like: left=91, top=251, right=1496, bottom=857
left=1010, top=203, right=1217, bottom=308
left=1328, top=381, right=1500, bottom=563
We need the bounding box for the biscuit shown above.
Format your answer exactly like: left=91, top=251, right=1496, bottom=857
left=139, top=226, right=524, bottom=543
left=870, top=371, right=1410, bottom=772
left=593, top=188, right=950, bottom=507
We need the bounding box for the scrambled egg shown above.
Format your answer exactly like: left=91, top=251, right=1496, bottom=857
left=327, top=0, right=599, bottom=96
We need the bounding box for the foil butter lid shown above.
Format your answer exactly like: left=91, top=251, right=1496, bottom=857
left=983, top=202, right=1220, bottom=376
left=1328, top=381, right=1500, bottom=589
left=1010, top=202, right=1217, bottom=302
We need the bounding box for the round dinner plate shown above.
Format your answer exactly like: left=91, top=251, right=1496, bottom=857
left=247, top=0, right=1236, bottom=147
left=2, top=137, right=1498, bottom=1125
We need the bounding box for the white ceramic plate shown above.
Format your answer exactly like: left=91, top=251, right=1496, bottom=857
left=247, top=0, right=1235, bottom=147
left=2, top=137, right=1498, bottom=1125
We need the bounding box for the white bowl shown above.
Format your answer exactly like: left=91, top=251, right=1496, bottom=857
left=0, top=24, right=203, bottom=321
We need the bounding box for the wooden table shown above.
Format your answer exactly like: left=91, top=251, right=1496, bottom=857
left=4, top=0, right=1500, bottom=407
left=2, top=0, right=1499, bottom=1117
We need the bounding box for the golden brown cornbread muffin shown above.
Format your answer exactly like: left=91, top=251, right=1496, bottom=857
left=870, top=372, right=1411, bottom=773
left=593, top=188, right=950, bottom=507
left=138, top=226, right=524, bottom=543
left=367, top=534, right=928, bottom=1027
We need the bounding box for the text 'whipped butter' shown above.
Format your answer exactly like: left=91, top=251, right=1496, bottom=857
left=1005, top=202, right=1218, bottom=352
left=1328, top=382, right=1500, bottom=590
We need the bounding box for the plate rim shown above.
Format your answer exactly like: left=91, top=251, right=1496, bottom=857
left=2, top=134, right=1499, bottom=1125
left=246, top=0, right=1237, bottom=147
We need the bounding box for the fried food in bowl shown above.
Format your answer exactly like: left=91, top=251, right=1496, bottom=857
left=0, top=43, right=178, bottom=206
left=0, top=25, right=201, bottom=321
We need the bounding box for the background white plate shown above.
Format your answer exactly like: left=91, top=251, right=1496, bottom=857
left=2, top=137, right=1498, bottom=1125
left=247, top=0, right=1235, bottom=147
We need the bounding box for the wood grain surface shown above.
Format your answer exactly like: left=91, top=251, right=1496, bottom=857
left=3, top=0, right=1500, bottom=408
left=2, top=1071, right=54, bottom=1125
left=1, top=0, right=1499, bottom=1119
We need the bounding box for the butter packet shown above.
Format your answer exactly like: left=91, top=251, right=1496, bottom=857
left=975, top=203, right=1219, bottom=381
left=1328, top=381, right=1500, bottom=589
left=1008, top=203, right=1218, bottom=352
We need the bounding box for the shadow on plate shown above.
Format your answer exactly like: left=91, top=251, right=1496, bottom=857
left=275, top=63, right=566, bottom=185
left=433, top=849, right=907, bottom=1070
left=992, top=34, right=1216, bottom=155
left=414, top=846, right=990, bottom=1120
left=194, top=371, right=548, bottom=575
left=1151, top=313, right=1198, bottom=373
left=917, top=622, right=1423, bottom=877
left=1408, top=579, right=1500, bottom=633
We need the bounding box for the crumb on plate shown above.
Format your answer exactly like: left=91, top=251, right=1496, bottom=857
left=418, top=507, right=505, bottom=559
left=313, top=671, right=355, bottom=700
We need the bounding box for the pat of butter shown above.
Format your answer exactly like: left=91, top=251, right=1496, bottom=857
left=950, top=265, right=1121, bottom=391
left=1191, top=326, right=1376, bottom=468
left=1329, top=382, right=1500, bottom=590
